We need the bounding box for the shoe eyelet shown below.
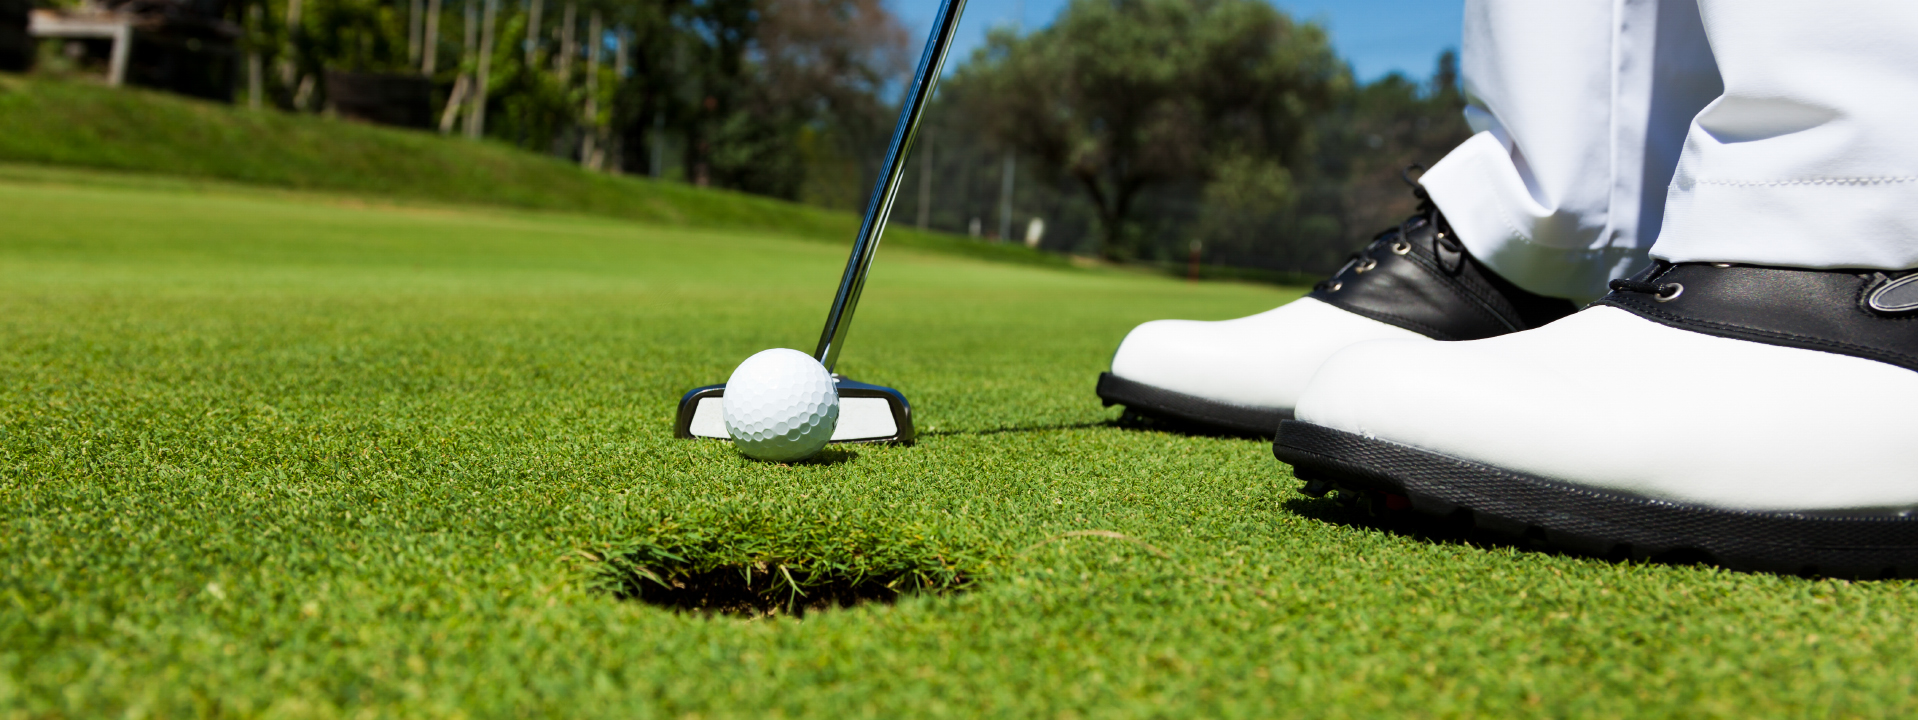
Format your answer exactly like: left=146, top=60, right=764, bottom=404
left=1654, top=283, right=1684, bottom=302
left=1390, top=241, right=1411, bottom=255
left=1354, top=258, right=1378, bottom=273
left=1325, top=281, right=1343, bottom=292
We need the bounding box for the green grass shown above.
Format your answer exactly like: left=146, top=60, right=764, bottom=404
left=4, top=176, right=1917, bottom=718
left=0, top=75, right=1059, bottom=269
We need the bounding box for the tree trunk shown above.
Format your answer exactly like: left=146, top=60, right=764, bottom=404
left=557, top=2, right=575, bottom=81
left=1108, top=180, right=1143, bottom=259
left=524, top=0, right=542, bottom=68
left=284, top=0, right=301, bottom=43
left=580, top=9, right=601, bottom=168
left=438, top=75, right=467, bottom=133
left=651, top=111, right=665, bottom=177
left=455, top=0, right=476, bottom=134
left=1098, top=211, right=1123, bottom=258
left=422, top=0, right=442, bottom=73
left=466, top=0, right=497, bottom=139
left=246, top=5, right=263, bottom=109
left=293, top=74, right=315, bottom=110
left=461, top=0, right=477, bottom=71
left=613, top=28, right=627, bottom=76
left=281, top=0, right=302, bottom=105
left=248, top=51, right=262, bottom=109
left=608, top=29, right=629, bottom=172
left=1074, top=169, right=1135, bottom=260
left=408, top=0, right=423, bottom=65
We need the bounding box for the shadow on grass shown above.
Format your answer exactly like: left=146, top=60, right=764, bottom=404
left=1108, top=409, right=1273, bottom=441
left=922, top=421, right=1114, bottom=438
left=1287, top=485, right=1918, bottom=579
left=1286, top=489, right=1846, bottom=575
left=729, top=447, right=859, bottom=466
left=924, top=412, right=1279, bottom=440
left=1280, top=486, right=1757, bottom=574
left=792, top=447, right=858, bottom=466
left=1283, top=492, right=1559, bottom=558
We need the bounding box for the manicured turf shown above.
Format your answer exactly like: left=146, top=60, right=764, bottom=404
left=5, top=175, right=1917, bottom=717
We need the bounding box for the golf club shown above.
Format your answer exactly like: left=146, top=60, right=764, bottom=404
left=674, top=0, right=971, bottom=445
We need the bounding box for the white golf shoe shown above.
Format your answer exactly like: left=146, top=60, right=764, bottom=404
left=1098, top=197, right=1577, bottom=435
left=1100, top=298, right=1431, bottom=434
left=1276, top=262, right=1918, bottom=576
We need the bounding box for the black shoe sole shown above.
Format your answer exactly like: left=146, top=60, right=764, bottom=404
left=1096, top=372, right=1288, bottom=437
left=1274, top=420, right=1918, bottom=578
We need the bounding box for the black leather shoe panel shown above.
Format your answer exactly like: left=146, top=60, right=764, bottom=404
left=1596, top=263, right=1918, bottom=373
left=1309, top=214, right=1578, bottom=341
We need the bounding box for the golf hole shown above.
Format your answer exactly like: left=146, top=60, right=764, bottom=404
left=615, top=564, right=964, bottom=618
left=592, top=538, right=976, bottom=618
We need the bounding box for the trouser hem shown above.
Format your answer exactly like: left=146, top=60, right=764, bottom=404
left=1420, top=132, right=1649, bottom=301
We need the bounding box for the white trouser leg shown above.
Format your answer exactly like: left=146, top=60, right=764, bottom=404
left=1418, top=0, right=1722, bottom=301
left=1654, top=1, right=1918, bottom=270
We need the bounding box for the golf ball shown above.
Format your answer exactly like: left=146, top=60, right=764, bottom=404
left=722, top=348, right=840, bottom=462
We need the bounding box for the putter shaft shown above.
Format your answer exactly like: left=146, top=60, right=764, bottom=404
left=813, top=0, right=970, bottom=372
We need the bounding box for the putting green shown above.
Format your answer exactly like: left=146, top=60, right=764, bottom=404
left=3, top=175, right=1914, bottom=717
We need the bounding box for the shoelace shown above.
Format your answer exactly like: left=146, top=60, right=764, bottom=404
left=1607, top=262, right=1683, bottom=301
left=1313, top=165, right=1464, bottom=292
left=1407, top=165, right=1469, bottom=273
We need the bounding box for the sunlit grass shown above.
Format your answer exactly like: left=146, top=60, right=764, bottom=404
left=2, top=177, right=1913, bottom=717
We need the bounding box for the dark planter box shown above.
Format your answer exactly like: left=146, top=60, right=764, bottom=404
left=127, top=26, right=238, bottom=101
left=324, top=69, right=434, bottom=130
left=0, top=0, right=30, bottom=73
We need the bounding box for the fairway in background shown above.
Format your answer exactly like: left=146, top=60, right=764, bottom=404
left=0, top=76, right=1058, bottom=270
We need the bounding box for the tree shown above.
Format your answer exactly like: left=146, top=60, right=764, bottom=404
left=752, top=0, right=909, bottom=204
left=1328, top=50, right=1472, bottom=251
left=601, top=0, right=906, bottom=199
left=948, top=0, right=1346, bottom=260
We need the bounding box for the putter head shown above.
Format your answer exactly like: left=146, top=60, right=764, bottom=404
left=674, top=376, right=915, bottom=445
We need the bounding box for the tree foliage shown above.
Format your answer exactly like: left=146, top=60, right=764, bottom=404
left=238, top=0, right=906, bottom=201
left=214, top=0, right=1466, bottom=274
left=945, top=0, right=1346, bottom=259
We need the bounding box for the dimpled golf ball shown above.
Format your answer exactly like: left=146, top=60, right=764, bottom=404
left=722, top=348, right=840, bottom=462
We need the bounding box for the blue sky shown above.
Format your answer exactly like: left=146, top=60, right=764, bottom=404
left=885, top=0, right=1465, bottom=83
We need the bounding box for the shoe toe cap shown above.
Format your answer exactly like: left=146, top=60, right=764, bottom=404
left=1111, top=297, right=1431, bottom=410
